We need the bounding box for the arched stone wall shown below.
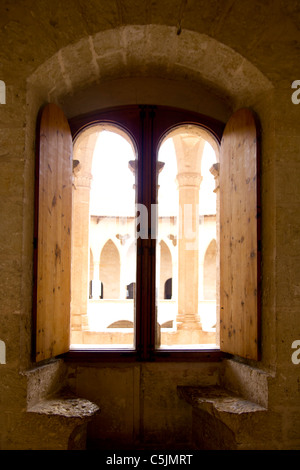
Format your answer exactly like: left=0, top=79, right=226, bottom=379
left=26, top=28, right=273, bottom=345
left=27, top=25, right=273, bottom=124
left=3, top=0, right=300, bottom=450
left=25, top=21, right=273, bottom=358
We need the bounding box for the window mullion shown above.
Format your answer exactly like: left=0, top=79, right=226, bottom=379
left=136, top=106, right=156, bottom=361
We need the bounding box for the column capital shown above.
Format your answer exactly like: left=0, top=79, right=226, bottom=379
left=209, top=163, right=220, bottom=193
left=176, top=172, right=203, bottom=189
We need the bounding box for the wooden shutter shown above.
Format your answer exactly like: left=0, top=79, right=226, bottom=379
left=219, top=108, right=261, bottom=360
left=33, top=103, right=73, bottom=362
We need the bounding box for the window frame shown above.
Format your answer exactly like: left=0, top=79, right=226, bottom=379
left=63, top=104, right=225, bottom=363
left=34, top=103, right=261, bottom=364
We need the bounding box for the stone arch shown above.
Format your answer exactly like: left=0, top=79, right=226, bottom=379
left=73, top=123, right=137, bottom=184
left=203, top=239, right=217, bottom=300
left=108, top=320, right=134, bottom=329
left=27, top=25, right=273, bottom=124
left=159, top=123, right=220, bottom=165
left=99, top=239, right=120, bottom=299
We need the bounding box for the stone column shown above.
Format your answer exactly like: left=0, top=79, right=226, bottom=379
left=173, top=134, right=206, bottom=331
left=176, top=171, right=203, bottom=329
left=70, top=169, right=93, bottom=342
left=70, top=129, right=100, bottom=345
left=210, top=162, right=220, bottom=346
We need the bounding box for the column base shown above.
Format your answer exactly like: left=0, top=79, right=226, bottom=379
left=176, top=314, right=202, bottom=330
left=161, top=328, right=216, bottom=346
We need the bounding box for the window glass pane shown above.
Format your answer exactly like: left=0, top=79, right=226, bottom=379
left=70, top=126, right=137, bottom=350
left=155, top=127, right=218, bottom=350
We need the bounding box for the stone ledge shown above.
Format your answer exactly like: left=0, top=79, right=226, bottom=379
left=28, top=392, right=100, bottom=419
left=177, top=385, right=267, bottom=416
left=25, top=391, right=100, bottom=449
left=177, top=385, right=268, bottom=450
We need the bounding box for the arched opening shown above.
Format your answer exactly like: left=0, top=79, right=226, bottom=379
left=70, top=124, right=137, bottom=348
left=70, top=111, right=220, bottom=350
left=156, top=125, right=218, bottom=348
left=164, top=278, right=172, bottom=300
left=35, top=95, right=262, bottom=363
left=99, top=239, right=120, bottom=300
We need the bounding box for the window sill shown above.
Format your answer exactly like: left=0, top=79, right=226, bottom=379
left=62, top=347, right=226, bottom=363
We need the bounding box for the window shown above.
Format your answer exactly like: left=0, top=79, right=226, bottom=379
left=155, top=126, right=218, bottom=350
left=70, top=125, right=137, bottom=350
left=33, top=104, right=261, bottom=362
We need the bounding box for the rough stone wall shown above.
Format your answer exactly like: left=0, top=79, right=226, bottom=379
left=0, top=0, right=299, bottom=450
left=67, top=361, right=220, bottom=450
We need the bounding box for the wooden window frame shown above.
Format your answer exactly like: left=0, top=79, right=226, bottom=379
left=33, top=104, right=261, bottom=364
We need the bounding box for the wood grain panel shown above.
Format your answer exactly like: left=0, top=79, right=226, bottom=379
left=219, top=108, right=261, bottom=360
left=34, top=103, right=73, bottom=362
